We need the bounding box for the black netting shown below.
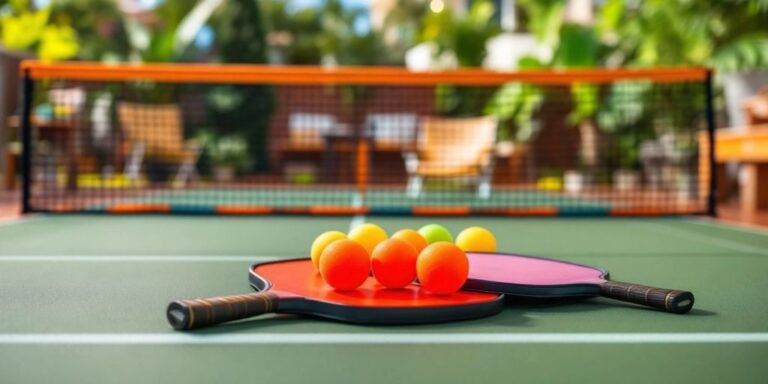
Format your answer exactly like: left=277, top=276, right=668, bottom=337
left=22, top=67, right=713, bottom=216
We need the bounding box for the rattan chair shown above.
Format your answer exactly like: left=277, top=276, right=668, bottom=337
left=117, top=102, right=201, bottom=185
left=404, top=116, right=498, bottom=199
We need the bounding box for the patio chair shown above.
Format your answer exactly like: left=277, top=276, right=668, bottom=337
left=404, top=116, right=498, bottom=199
left=117, top=102, right=201, bottom=186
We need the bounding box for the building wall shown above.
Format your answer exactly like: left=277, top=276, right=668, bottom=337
left=0, top=49, right=33, bottom=189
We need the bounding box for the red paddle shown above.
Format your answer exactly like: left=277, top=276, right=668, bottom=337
left=464, top=252, right=695, bottom=314
left=167, top=258, right=503, bottom=330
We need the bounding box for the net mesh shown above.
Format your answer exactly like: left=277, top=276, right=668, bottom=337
left=21, top=63, right=713, bottom=215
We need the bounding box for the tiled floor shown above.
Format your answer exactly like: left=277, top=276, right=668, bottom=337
left=0, top=190, right=19, bottom=220
left=716, top=201, right=768, bottom=228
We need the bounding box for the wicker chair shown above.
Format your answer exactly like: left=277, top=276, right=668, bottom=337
left=117, top=102, right=201, bottom=185
left=404, top=116, right=498, bottom=199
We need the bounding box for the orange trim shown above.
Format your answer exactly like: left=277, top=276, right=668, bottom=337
left=309, top=206, right=369, bottom=215
left=475, top=207, right=559, bottom=216
left=697, top=131, right=711, bottom=208
left=20, top=61, right=710, bottom=85
left=412, top=207, right=471, bottom=216
left=215, top=206, right=273, bottom=215
left=712, top=127, right=768, bottom=162
left=106, top=204, right=171, bottom=213
left=277, top=207, right=315, bottom=215
left=356, top=140, right=369, bottom=195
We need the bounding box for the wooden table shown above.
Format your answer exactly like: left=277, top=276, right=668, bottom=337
left=700, top=125, right=768, bottom=214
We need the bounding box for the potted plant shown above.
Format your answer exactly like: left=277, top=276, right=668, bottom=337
left=596, top=82, right=652, bottom=192
left=485, top=4, right=602, bottom=191
left=613, top=136, right=641, bottom=192
left=205, top=135, right=249, bottom=182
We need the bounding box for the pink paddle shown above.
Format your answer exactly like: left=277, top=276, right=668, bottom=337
left=464, top=252, right=694, bottom=314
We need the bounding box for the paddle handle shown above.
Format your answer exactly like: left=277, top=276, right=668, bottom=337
left=167, top=292, right=280, bottom=330
left=599, top=281, right=694, bottom=314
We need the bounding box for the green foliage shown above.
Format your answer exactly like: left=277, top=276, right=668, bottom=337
left=262, top=0, right=396, bottom=66
left=419, top=1, right=500, bottom=117
left=615, top=134, right=640, bottom=169
left=37, top=24, right=78, bottom=60
left=598, top=0, right=768, bottom=72
left=487, top=0, right=768, bottom=145
left=0, top=1, right=79, bottom=61
left=597, top=82, right=654, bottom=168
left=711, top=33, right=768, bottom=73
left=595, top=0, right=623, bottom=38
left=197, top=131, right=250, bottom=170
left=120, top=0, right=200, bottom=62
left=517, top=0, right=565, bottom=48
left=597, top=82, right=653, bottom=133
left=554, top=24, right=599, bottom=126
left=568, top=83, right=598, bottom=125
left=0, top=6, right=48, bottom=50
left=484, top=82, right=543, bottom=142
left=49, top=0, right=130, bottom=61
left=486, top=20, right=600, bottom=139
left=262, top=1, right=323, bottom=64
left=419, top=0, right=500, bottom=67
left=453, top=0, right=497, bottom=67
left=213, top=0, right=268, bottom=63
left=381, top=0, right=428, bottom=62
left=553, top=24, right=597, bottom=68
left=484, top=55, right=545, bottom=141
left=208, top=0, right=273, bottom=172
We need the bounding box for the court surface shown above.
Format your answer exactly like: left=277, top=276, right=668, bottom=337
left=1, top=214, right=767, bottom=383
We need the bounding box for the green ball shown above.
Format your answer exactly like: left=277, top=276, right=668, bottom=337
left=418, top=224, right=453, bottom=245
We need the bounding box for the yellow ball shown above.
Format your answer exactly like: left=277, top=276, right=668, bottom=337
left=311, top=231, right=347, bottom=269
left=348, top=223, right=388, bottom=256
left=455, top=226, right=497, bottom=253
left=537, top=176, right=562, bottom=191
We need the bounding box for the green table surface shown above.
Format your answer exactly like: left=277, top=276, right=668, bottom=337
left=1, top=215, right=766, bottom=383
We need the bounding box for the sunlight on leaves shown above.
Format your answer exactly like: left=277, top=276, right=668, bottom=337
left=0, top=8, right=49, bottom=50
left=38, top=24, right=79, bottom=61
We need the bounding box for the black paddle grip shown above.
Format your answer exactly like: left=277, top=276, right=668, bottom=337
left=599, top=281, right=694, bottom=314
left=167, top=292, right=280, bottom=330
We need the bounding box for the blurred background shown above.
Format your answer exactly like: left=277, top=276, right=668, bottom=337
left=1, top=0, right=767, bottom=223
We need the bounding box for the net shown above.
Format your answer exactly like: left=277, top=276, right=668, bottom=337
left=19, top=62, right=714, bottom=216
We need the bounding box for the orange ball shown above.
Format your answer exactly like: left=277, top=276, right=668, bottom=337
left=310, top=231, right=347, bottom=269
left=371, top=238, right=419, bottom=289
left=319, top=239, right=370, bottom=291
left=391, top=229, right=428, bottom=254
left=416, top=242, right=469, bottom=294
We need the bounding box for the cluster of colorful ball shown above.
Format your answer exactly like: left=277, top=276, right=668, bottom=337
left=310, top=223, right=496, bottom=295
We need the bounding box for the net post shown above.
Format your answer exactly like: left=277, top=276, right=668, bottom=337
left=20, top=69, right=34, bottom=214
left=356, top=139, right=369, bottom=196
left=352, top=88, right=368, bottom=207
left=704, top=69, right=717, bottom=217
